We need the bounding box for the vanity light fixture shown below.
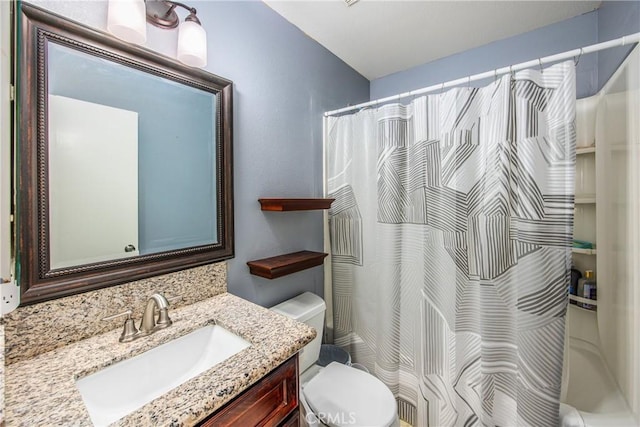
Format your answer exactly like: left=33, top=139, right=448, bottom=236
left=107, top=0, right=208, bottom=68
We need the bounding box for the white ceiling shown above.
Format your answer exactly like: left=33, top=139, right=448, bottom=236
left=263, top=1, right=601, bottom=80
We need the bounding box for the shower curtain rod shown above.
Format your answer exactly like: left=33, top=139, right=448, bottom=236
left=324, top=32, right=640, bottom=117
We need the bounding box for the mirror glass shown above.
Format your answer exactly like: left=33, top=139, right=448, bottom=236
left=47, top=42, right=217, bottom=269
left=18, top=4, right=234, bottom=305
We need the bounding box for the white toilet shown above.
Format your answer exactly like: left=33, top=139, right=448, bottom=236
left=271, top=292, right=399, bottom=427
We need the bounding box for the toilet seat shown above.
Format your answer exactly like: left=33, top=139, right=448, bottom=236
left=302, top=362, right=397, bottom=427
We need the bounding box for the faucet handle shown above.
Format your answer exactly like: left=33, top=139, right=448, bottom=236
left=102, top=310, right=133, bottom=322
left=103, top=310, right=139, bottom=343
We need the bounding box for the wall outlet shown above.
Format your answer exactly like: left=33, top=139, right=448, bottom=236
left=1, top=280, right=19, bottom=315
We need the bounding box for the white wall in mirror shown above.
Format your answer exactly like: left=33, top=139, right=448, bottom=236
left=48, top=95, right=139, bottom=269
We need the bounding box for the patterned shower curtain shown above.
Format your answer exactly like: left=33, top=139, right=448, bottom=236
left=326, top=61, right=575, bottom=426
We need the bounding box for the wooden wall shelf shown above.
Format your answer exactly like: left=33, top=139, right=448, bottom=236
left=247, top=251, right=328, bottom=279
left=258, top=198, right=334, bottom=211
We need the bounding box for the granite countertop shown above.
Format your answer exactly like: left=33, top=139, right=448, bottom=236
left=4, top=293, right=316, bottom=426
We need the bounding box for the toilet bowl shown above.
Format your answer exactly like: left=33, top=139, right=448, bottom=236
left=271, top=292, right=399, bottom=427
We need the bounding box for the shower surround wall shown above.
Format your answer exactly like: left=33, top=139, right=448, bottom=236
left=595, top=46, right=640, bottom=420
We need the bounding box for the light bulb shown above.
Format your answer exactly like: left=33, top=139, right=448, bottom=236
left=107, top=0, right=147, bottom=45
left=177, top=20, right=207, bottom=67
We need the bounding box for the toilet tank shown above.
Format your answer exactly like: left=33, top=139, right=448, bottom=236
left=270, top=292, right=326, bottom=373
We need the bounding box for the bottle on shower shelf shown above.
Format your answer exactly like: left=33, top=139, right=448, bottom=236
left=570, top=268, right=581, bottom=306
left=578, top=270, right=597, bottom=310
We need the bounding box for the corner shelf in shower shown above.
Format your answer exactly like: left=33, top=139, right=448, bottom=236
left=569, top=295, right=598, bottom=312
left=572, top=247, right=597, bottom=255
left=575, top=194, right=596, bottom=204
left=258, top=198, right=335, bottom=211
left=569, top=294, right=598, bottom=307
left=576, top=146, right=596, bottom=155
left=247, top=251, right=328, bottom=279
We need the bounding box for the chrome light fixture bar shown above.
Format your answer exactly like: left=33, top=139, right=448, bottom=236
left=145, top=0, right=194, bottom=29
left=107, top=0, right=208, bottom=68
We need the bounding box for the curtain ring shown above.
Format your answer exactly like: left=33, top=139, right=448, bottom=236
left=467, top=76, right=471, bottom=89
left=494, top=69, right=498, bottom=84
left=440, top=82, right=445, bottom=95
left=574, top=48, right=583, bottom=66
left=538, top=58, right=544, bottom=74
left=410, top=90, right=419, bottom=104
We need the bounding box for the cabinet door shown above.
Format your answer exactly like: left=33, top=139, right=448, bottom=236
left=199, top=355, right=298, bottom=427
left=280, top=409, right=300, bottom=427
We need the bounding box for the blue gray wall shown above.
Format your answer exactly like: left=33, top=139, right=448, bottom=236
left=597, top=1, right=640, bottom=90
left=199, top=2, right=369, bottom=306
left=371, top=1, right=640, bottom=101
left=32, top=0, right=369, bottom=307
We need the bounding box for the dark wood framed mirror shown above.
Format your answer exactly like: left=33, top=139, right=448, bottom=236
left=17, top=3, right=234, bottom=305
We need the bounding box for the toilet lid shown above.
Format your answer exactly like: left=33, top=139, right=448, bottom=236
left=302, top=362, right=396, bottom=427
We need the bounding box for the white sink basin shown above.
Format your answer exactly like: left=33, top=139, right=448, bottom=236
left=75, top=324, right=250, bottom=426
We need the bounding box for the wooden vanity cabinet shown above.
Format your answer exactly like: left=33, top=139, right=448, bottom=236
left=197, top=354, right=299, bottom=426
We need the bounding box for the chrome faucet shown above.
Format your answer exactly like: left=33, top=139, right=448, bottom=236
left=139, top=293, right=172, bottom=336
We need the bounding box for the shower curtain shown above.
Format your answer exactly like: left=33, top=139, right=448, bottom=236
left=326, top=61, right=575, bottom=426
